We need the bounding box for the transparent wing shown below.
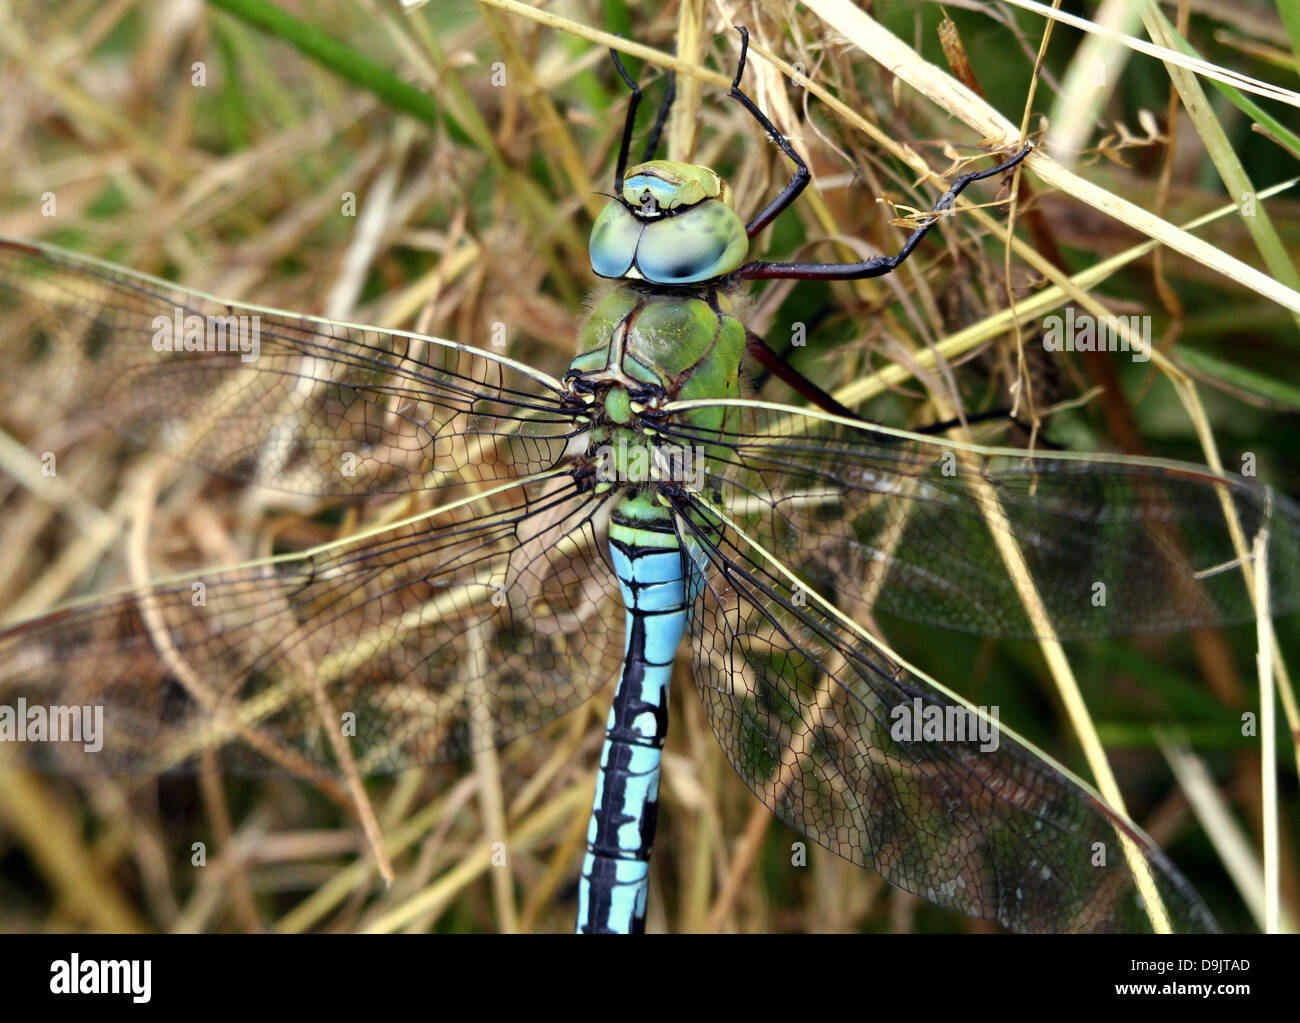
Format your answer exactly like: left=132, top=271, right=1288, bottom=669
left=675, top=494, right=1218, bottom=933
left=0, top=236, right=578, bottom=498
left=665, top=401, right=1297, bottom=640
left=0, top=473, right=622, bottom=777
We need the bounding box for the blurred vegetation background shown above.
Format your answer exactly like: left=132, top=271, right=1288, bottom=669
left=0, top=0, right=1297, bottom=933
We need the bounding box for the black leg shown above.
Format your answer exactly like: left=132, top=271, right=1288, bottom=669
left=748, top=304, right=834, bottom=393
left=737, top=143, right=1033, bottom=280
left=609, top=48, right=643, bottom=191
left=728, top=26, right=811, bottom=239
left=913, top=407, right=1061, bottom=446
left=746, top=326, right=1061, bottom=448
left=744, top=328, right=870, bottom=423
left=641, top=61, right=676, bottom=162
left=611, top=48, right=677, bottom=181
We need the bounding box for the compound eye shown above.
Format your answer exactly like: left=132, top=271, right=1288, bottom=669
left=589, top=202, right=644, bottom=279
left=635, top=200, right=748, bottom=285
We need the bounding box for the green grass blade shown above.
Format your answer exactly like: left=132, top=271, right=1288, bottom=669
left=1177, top=347, right=1300, bottom=409
left=1159, top=9, right=1300, bottom=160
left=1145, top=5, right=1300, bottom=332
left=204, top=0, right=472, bottom=143
left=1281, top=0, right=1300, bottom=84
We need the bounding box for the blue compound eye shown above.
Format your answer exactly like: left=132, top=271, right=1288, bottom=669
left=634, top=200, right=748, bottom=285
left=589, top=201, right=644, bottom=279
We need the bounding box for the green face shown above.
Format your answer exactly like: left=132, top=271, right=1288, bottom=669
left=590, top=160, right=749, bottom=286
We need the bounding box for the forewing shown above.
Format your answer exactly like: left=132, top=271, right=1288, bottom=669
left=0, top=237, right=577, bottom=498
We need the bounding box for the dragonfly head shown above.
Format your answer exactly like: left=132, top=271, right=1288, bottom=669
left=590, top=160, right=749, bottom=286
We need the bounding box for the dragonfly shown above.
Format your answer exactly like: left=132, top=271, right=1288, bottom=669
left=0, top=28, right=1294, bottom=934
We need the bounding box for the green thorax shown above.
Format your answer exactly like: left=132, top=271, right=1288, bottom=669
left=567, top=285, right=744, bottom=526
left=570, top=286, right=744, bottom=434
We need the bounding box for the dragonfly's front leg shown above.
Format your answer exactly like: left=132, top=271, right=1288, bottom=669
left=608, top=47, right=676, bottom=192
left=737, top=143, right=1032, bottom=282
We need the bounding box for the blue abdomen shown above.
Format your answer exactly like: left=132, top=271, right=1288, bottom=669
left=576, top=507, right=686, bottom=934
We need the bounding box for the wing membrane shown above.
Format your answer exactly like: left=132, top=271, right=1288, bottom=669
left=675, top=492, right=1218, bottom=933
left=0, top=237, right=577, bottom=498
left=0, top=473, right=621, bottom=776
left=666, top=400, right=1298, bottom=640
